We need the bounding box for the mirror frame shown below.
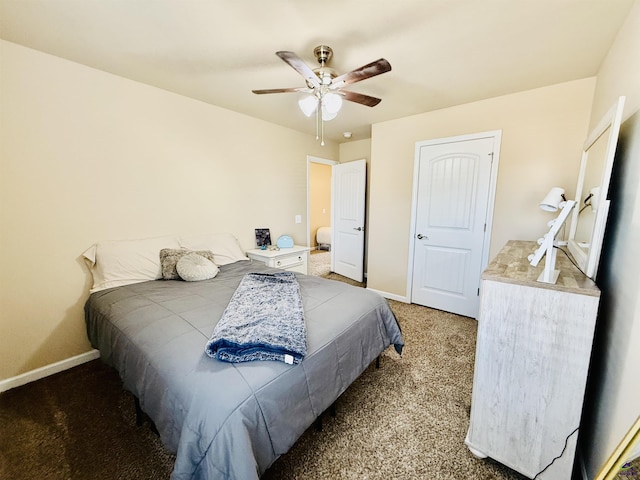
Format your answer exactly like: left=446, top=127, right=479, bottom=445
left=595, top=415, right=640, bottom=480
left=567, top=96, right=625, bottom=279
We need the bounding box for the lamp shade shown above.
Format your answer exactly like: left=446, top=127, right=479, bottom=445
left=539, top=187, right=566, bottom=212
left=298, top=95, right=318, bottom=117
left=322, top=92, right=342, bottom=114
left=321, top=105, right=338, bottom=121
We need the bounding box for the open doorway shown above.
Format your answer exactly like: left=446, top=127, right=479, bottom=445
left=307, top=156, right=337, bottom=277
left=307, top=156, right=337, bottom=250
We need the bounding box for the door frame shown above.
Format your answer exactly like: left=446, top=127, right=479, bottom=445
left=306, top=155, right=338, bottom=249
left=406, top=130, right=502, bottom=308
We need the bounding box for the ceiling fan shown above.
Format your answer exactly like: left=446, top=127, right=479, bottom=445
left=252, top=45, right=391, bottom=144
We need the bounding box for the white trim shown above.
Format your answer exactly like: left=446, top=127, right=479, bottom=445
left=306, top=155, right=337, bottom=166
left=366, top=287, right=410, bottom=303
left=0, top=349, right=100, bottom=393
left=406, top=130, right=502, bottom=310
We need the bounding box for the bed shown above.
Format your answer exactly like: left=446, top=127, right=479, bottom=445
left=83, top=233, right=404, bottom=480
left=316, top=226, right=331, bottom=250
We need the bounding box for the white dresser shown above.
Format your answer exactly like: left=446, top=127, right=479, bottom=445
left=246, top=245, right=310, bottom=275
left=465, top=240, right=600, bottom=479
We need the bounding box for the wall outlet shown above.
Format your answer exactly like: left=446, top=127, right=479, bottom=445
left=295, top=214, right=302, bottom=224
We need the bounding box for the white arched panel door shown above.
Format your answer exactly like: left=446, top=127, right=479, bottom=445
left=411, top=135, right=498, bottom=318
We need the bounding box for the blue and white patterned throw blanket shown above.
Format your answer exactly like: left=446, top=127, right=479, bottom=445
left=205, top=271, right=307, bottom=364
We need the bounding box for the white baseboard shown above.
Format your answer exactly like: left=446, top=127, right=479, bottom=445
left=366, top=287, right=410, bottom=303
left=0, top=349, right=100, bottom=393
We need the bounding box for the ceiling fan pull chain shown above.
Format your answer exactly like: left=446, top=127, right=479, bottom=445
left=315, top=100, right=320, bottom=141
left=320, top=98, right=325, bottom=146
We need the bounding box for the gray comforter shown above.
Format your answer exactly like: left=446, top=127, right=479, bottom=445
left=85, top=261, right=404, bottom=480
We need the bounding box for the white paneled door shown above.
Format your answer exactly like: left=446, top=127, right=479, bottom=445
left=332, top=159, right=366, bottom=282
left=410, top=134, right=499, bottom=318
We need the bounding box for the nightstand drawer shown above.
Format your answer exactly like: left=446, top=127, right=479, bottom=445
left=272, top=254, right=305, bottom=269
left=246, top=245, right=310, bottom=275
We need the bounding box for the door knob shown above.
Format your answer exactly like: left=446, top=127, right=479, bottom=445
left=354, top=226, right=364, bottom=231
left=417, top=233, right=428, bottom=240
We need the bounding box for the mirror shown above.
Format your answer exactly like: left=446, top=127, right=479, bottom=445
left=568, top=97, right=625, bottom=278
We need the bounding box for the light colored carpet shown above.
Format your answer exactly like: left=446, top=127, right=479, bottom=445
left=308, top=250, right=331, bottom=277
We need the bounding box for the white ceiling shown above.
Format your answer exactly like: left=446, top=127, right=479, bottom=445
left=0, top=0, right=634, bottom=143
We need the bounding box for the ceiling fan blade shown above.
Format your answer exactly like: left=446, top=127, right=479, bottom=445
left=341, top=90, right=382, bottom=107
left=332, top=58, right=391, bottom=88
left=276, top=51, right=321, bottom=89
left=252, top=87, right=308, bottom=94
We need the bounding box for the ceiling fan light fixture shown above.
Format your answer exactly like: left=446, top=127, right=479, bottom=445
left=298, top=95, right=317, bottom=117
left=254, top=45, right=391, bottom=145
left=321, top=105, right=338, bottom=121
left=322, top=92, right=343, bottom=115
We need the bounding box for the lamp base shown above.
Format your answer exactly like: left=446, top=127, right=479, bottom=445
left=537, top=269, right=560, bottom=284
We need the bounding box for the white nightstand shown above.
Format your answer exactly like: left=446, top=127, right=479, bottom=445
left=246, top=245, right=310, bottom=274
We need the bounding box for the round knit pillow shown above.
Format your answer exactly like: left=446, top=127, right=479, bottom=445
left=176, top=252, right=219, bottom=282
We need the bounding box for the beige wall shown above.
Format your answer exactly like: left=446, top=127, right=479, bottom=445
left=0, top=40, right=337, bottom=380
left=367, top=78, right=596, bottom=298
left=309, top=162, right=331, bottom=247
left=339, top=138, right=371, bottom=163
left=579, top=1, right=640, bottom=476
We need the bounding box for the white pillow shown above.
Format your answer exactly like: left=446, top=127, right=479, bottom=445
left=177, top=253, right=219, bottom=282
left=178, top=233, right=248, bottom=266
left=83, top=235, right=180, bottom=293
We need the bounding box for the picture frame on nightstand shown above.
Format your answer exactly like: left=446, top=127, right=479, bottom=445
left=255, top=228, right=271, bottom=248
